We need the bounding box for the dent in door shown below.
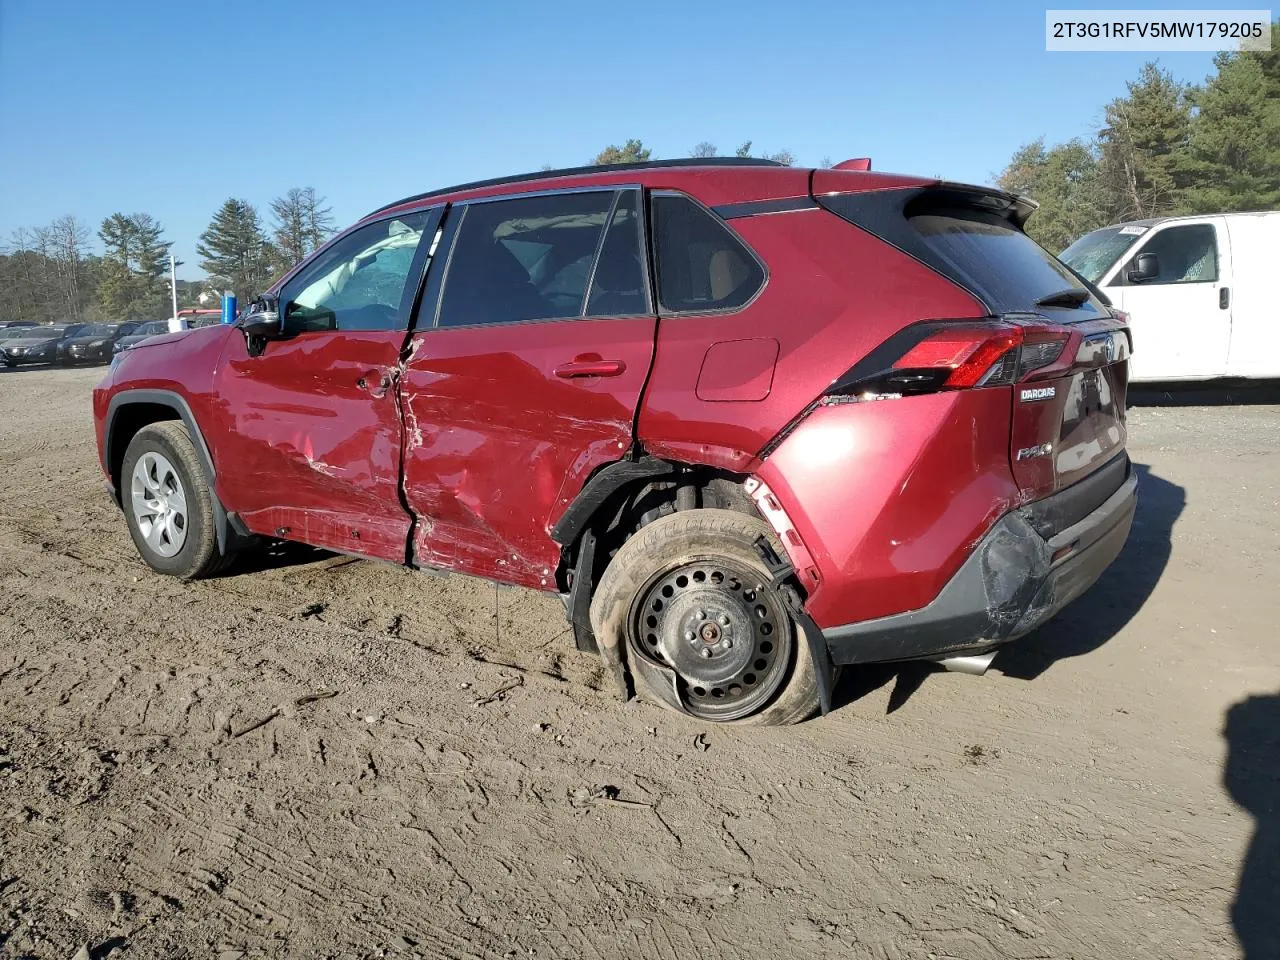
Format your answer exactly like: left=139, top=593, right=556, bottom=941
left=216, top=331, right=411, bottom=559
left=400, top=321, right=653, bottom=589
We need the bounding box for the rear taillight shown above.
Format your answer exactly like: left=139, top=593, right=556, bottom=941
left=826, top=320, right=1070, bottom=401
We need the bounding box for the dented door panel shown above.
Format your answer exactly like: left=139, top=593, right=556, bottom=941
left=210, top=330, right=413, bottom=561
left=400, top=318, right=656, bottom=589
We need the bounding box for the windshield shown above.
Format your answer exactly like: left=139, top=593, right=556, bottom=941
left=1060, top=225, right=1146, bottom=283
left=80, top=324, right=114, bottom=337
left=136, top=321, right=168, bottom=335
left=14, top=326, right=66, bottom=338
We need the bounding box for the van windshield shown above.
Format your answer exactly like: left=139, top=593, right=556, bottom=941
left=1060, top=226, right=1146, bottom=283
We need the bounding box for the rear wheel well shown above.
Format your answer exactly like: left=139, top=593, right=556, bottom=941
left=558, top=461, right=763, bottom=593
left=108, top=403, right=181, bottom=500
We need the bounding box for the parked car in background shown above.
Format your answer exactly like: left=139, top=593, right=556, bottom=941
left=2, top=324, right=88, bottom=367
left=0, top=325, right=44, bottom=345
left=57, top=322, right=144, bottom=365
left=0, top=320, right=38, bottom=330
left=95, top=158, right=1136, bottom=725
left=113, top=321, right=171, bottom=354
left=1061, top=211, right=1279, bottom=382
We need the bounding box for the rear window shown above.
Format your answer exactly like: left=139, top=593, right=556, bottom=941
left=651, top=194, right=764, bottom=313
left=910, top=211, right=1105, bottom=318
left=819, top=191, right=1107, bottom=318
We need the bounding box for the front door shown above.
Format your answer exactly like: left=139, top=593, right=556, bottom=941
left=400, top=188, right=656, bottom=589
left=1102, top=218, right=1232, bottom=381
left=211, top=208, right=441, bottom=561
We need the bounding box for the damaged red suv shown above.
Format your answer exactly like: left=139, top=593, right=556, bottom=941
left=93, top=158, right=1136, bottom=725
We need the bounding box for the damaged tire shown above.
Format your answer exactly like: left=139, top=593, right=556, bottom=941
left=121, top=421, right=231, bottom=579
left=590, top=509, right=820, bottom=726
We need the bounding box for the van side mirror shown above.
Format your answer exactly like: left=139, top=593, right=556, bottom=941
left=1127, top=252, right=1160, bottom=283
left=239, top=295, right=282, bottom=339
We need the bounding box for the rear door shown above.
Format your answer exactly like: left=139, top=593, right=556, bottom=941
left=400, top=188, right=656, bottom=589
left=1101, top=218, right=1232, bottom=381
left=211, top=209, right=440, bottom=560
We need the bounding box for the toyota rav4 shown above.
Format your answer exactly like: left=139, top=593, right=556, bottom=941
left=93, top=158, right=1137, bottom=725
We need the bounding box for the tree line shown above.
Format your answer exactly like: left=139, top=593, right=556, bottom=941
left=0, top=188, right=335, bottom=323
left=998, top=22, right=1280, bottom=252
left=8, top=34, right=1274, bottom=326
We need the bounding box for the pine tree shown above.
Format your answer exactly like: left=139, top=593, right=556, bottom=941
left=1097, top=63, right=1192, bottom=220
left=270, top=187, right=334, bottom=269
left=97, top=213, right=171, bottom=319
left=197, top=199, right=273, bottom=302
left=998, top=138, right=1109, bottom=251
left=1181, top=24, right=1280, bottom=212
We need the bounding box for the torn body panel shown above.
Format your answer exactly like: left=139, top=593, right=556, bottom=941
left=398, top=316, right=657, bottom=590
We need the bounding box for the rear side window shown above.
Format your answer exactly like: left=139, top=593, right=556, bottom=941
left=437, top=191, right=617, bottom=328
left=651, top=194, right=764, bottom=313
left=911, top=211, right=1104, bottom=317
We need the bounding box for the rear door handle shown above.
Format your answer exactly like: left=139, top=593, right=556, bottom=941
left=1220, top=286, right=1230, bottom=309
left=554, top=359, right=626, bottom=379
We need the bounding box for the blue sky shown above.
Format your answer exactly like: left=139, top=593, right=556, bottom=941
left=0, top=0, right=1222, bottom=280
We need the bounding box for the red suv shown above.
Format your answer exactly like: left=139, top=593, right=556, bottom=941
left=93, top=158, right=1137, bottom=725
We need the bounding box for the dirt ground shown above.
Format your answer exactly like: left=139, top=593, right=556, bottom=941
left=1, top=366, right=1278, bottom=960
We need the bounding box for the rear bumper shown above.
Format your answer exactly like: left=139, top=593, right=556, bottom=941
left=823, top=460, right=1137, bottom=665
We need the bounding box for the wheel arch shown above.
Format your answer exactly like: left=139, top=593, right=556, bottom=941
left=551, top=454, right=769, bottom=656
left=105, top=389, right=240, bottom=555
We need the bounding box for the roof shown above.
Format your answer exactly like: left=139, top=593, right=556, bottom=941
left=370, top=157, right=785, bottom=216
left=1111, top=210, right=1280, bottom=230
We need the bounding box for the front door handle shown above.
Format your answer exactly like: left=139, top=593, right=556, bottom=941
left=554, top=359, right=626, bottom=379
left=1220, top=286, right=1230, bottom=309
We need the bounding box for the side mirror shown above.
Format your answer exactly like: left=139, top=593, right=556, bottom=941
left=1127, top=252, right=1160, bottom=283
left=238, top=295, right=282, bottom=339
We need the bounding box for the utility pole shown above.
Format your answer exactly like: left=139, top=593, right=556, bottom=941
left=169, top=254, right=182, bottom=331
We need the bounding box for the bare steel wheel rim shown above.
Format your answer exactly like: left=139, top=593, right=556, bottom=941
left=631, top=558, right=793, bottom=721
left=129, top=451, right=188, bottom=558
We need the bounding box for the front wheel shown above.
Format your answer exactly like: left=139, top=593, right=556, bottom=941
left=121, top=421, right=231, bottom=579
left=590, top=509, right=820, bottom=725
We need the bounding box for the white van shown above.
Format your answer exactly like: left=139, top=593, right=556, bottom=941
left=1060, top=211, right=1279, bottom=382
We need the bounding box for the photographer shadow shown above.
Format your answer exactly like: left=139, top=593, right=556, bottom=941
left=1224, top=693, right=1280, bottom=959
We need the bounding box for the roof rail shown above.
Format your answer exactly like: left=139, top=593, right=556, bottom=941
left=371, top=157, right=786, bottom=215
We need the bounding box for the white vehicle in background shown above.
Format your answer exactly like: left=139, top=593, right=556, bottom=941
left=1060, top=211, right=1279, bottom=382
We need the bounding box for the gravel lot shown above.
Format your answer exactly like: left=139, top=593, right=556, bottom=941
left=1, top=366, right=1278, bottom=960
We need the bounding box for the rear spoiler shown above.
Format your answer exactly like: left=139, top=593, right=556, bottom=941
left=921, top=182, right=1040, bottom=230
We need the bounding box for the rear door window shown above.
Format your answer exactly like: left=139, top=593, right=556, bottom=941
left=586, top=190, right=649, bottom=316
left=436, top=191, right=617, bottom=328
left=651, top=193, right=764, bottom=314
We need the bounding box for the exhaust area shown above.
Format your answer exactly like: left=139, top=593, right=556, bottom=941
left=931, top=651, right=998, bottom=676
